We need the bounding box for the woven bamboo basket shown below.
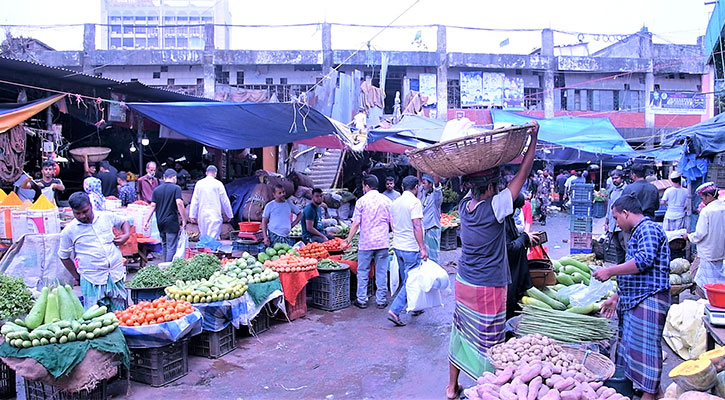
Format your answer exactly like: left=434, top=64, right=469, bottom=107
left=488, top=340, right=615, bottom=381
left=406, top=121, right=538, bottom=178
left=69, top=147, right=111, bottom=162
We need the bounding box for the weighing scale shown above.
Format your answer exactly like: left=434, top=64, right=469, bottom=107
left=705, top=304, right=725, bottom=326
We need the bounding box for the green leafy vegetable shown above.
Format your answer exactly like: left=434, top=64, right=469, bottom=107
left=0, top=275, right=34, bottom=321
left=165, top=254, right=221, bottom=281
left=127, top=265, right=175, bottom=288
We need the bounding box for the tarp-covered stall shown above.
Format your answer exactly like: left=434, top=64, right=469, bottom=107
left=662, top=113, right=725, bottom=157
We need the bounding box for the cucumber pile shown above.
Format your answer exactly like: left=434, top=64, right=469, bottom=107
left=1, top=285, right=119, bottom=348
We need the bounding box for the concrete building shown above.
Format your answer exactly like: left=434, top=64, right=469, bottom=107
left=26, top=23, right=708, bottom=148
left=705, top=0, right=725, bottom=115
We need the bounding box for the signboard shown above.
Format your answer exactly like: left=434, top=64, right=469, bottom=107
left=503, top=77, right=524, bottom=109
left=460, top=71, right=483, bottom=107
left=481, top=72, right=504, bottom=107
left=419, top=73, right=437, bottom=105
left=649, top=91, right=705, bottom=115
left=108, top=92, right=127, bottom=123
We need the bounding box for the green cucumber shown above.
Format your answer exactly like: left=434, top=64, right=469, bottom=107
left=559, top=257, right=591, bottom=274
left=31, top=339, right=40, bottom=347
left=526, top=287, right=567, bottom=310
left=64, top=285, right=85, bottom=319
left=525, top=297, right=553, bottom=309
left=77, top=331, right=87, bottom=341
left=556, top=273, right=575, bottom=286
left=49, top=337, right=57, bottom=344
left=40, top=338, right=49, bottom=346
left=25, top=287, right=49, bottom=329
left=22, top=340, right=32, bottom=348
left=565, top=303, right=601, bottom=314
left=68, top=331, right=76, bottom=341
left=43, top=291, right=59, bottom=325
left=59, top=336, right=68, bottom=344
left=552, top=260, right=563, bottom=273
left=86, top=332, right=94, bottom=340
left=541, top=286, right=559, bottom=300
left=571, top=272, right=590, bottom=285
left=13, top=319, right=26, bottom=327
left=82, top=305, right=106, bottom=321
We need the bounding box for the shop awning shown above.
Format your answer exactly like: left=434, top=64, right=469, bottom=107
left=0, top=95, right=64, bottom=133
left=127, top=102, right=351, bottom=150
left=662, top=113, right=725, bottom=157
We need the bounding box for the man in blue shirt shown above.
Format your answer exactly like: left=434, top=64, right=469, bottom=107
left=418, top=174, right=443, bottom=263
left=301, top=188, right=328, bottom=243
left=594, top=194, right=670, bottom=400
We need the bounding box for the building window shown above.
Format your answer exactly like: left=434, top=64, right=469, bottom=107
left=574, top=90, right=581, bottom=110
left=679, top=73, right=686, bottom=79
left=266, top=78, right=274, bottom=85
left=130, top=78, right=138, bottom=82
left=236, top=71, right=244, bottom=85
left=167, top=78, right=175, bottom=86
left=613, top=90, right=620, bottom=110
left=654, top=84, right=661, bottom=91
left=153, top=72, right=160, bottom=79
left=560, top=90, right=568, bottom=110
left=279, top=78, right=288, bottom=85
left=160, top=66, right=168, bottom=72
left=447, top=79, right=460, bottom=109
left=524, top=87, right=542, bottom=110
left=215, top=65, right=229, bottom=84
left=588, top=91, right=595, bottom=111
left=554, top=74, right=565, bottom=88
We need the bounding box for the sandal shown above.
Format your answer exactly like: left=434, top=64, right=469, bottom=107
left=387, top=311, right=406, bottom=326
left=446, top=384, right=464, bottom=399
left=412, top=310, right=425, bottom=316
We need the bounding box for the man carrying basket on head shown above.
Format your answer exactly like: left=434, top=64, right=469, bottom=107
left=446, top=125, right=538, bottom=399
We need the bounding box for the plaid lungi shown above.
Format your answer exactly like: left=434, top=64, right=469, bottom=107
left=268, top=230, right=295, bottom=246
left=663, top=217, right=687, bottom=231
left=424, top=227, right=441, bottom=264
left=449, top=275, right=507, bottom=379
left=616, top=290, right=670, bottom=394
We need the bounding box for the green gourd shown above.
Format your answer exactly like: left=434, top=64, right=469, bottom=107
left=24, top=287, right=49, bottom=330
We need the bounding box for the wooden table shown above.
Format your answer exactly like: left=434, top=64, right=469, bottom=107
left=670, top=283, right=695, bottom=305
left=703, top=317, right=725, bottom=351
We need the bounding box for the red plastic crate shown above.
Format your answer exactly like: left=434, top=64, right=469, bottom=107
left=570, top=232, right=592, bottom=249
left=284, top=286, right=307, bottom=321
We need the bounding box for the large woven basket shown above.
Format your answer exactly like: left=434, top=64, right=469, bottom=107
left=406, top=121, right=538, bottom=178
left=69, top=147, right=111, bottom=162
left=489, top=341, right=615, bottom=381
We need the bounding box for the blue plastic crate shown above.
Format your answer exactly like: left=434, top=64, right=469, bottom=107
left=570, top=203, right=593, bottom=217
left=570, top=248, right=593, bottom=255
left=232, top=241, right=266, bottom=255
left=571, top=184, right=594, bottom=203
left=570, top=216, right=593, bottom=233
left=593, top=201, right=606, bottom=218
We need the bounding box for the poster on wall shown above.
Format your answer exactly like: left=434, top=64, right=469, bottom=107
left=503, top=77, right=525, bottom=109
left=419, top=73, right=437, bottom=105
left=460, top=71, right=483, bottom=107
left=649, top=91, right=705, bottom=114
left=481, top=72, right=504, bottom=107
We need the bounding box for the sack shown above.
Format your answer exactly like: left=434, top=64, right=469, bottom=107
left=242, top=183, right=274, bottom=221
left=287, top=171, right=314, bottom=189
left=405, top=264, right=444, bottom=312
left=265, top=176, right=295, bottom=198
left=173, top=230, right=189, bottom=260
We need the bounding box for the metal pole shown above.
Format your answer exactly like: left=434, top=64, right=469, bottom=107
left=599, top=159, right=603, bottom=189
left=137, top=115, right=144, bottom=176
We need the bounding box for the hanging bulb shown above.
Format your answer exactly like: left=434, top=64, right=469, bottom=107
left=141, top=137, right=150, bottom=146
left=129, top=143, right=137, bottom=153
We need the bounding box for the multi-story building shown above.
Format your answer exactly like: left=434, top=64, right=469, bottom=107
left=705, top=0, right=725, bottom=115
left=25, top=22, right=708, bottom=149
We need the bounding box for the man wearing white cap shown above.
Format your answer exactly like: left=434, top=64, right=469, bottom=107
left=189, top=166, right=234, bottom=240
left=686, top=182, right=725, bottom=296
left=661, top=171, right=688, bottom=231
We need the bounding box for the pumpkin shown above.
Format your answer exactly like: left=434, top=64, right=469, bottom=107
left=671, top=258, right=691, bottom=274
left=671, top=274, right=684, bottom=285
left=678, top=391, right=724, bottom=400
left=701, top=348, right=725, bottom=372
left=670, top=360, right=718, bottom=392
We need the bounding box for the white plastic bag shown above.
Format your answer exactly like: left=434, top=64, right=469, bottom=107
left=389, top=254, right=400, bottom=294
left=417, top=259, right=450, bottom=292
left=569, top=278, right=614, bottom=307
left=405, top=266, right=443, bottom=312
left=173, top=230, right=189, bottom=261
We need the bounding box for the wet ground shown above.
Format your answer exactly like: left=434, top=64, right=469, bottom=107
left=11, top=211, right=687, bottom=399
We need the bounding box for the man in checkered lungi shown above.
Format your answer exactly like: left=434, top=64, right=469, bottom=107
left=594, top=194, right=670, bottom=400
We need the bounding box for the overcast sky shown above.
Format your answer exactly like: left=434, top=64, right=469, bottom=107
left=0, top=0, right=714, bottom=53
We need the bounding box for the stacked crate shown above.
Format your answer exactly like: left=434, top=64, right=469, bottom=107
left=570, top=184, right=594, bottom=254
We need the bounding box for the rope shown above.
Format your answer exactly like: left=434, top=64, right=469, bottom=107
left=0, top=125, right=26, bottom=182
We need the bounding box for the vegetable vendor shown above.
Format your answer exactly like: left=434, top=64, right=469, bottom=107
left=262, top=183, right=302, bottom=247
left=58, top=192, right=131, bottom=312
left=418, top=173, right=443, bottom=263
left=301, top=188, right=329, bottom=243
left=593, top=194, right=670, bottom=400
left=447, top=124, right=538, bottom=400
left=685, top=181, right=725, bottom=297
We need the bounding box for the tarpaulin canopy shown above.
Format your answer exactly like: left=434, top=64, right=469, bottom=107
left=661, top=113, right=725, bottom=156
left=0, top=95, right=64, bottom=133
left=491, top=110, right=636, bottom=160
left=127, top=102, right=350, bottom=150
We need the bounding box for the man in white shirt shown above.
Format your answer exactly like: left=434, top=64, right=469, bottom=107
left=661, top=171, right=689, bottom=231
left=59, top=192, right=131, bottom=311
left=189, top=166, right=234, bottom=240
left=388, top=176, right=428, bottom=326
left=686, top=182, right=725, bottom=296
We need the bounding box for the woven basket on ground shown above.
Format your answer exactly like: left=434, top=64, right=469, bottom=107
left=69, top=147, right=111, bottom=162
left=488, top=340, right=615, bottom=382
left=406, top=121, right=538, bottom=178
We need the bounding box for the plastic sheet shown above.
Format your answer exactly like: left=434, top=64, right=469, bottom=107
left=119, top=310, right=202, bottom=348
left=0, top=233, right=74, bottom=294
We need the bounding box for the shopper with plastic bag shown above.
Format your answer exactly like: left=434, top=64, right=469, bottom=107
left=405, top=259, right=449, bottom=312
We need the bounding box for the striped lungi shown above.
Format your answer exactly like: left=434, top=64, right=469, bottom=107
left=616, top=290, right=670, bottom=394
left=449, top=275, right=507, bottom=379
left=424, top=227, right=441, bottom=264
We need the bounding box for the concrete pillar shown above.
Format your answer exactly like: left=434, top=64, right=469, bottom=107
left=641, top=31, right=655, bottom=135
left=542, top=29, right=555, bottom=118
left=321, top=23, right=332, bottom=73
left=436, top=25, right=448, bottom=121
left=203, top=24, right=216, bottom=99
left=82, top=24, right=95, bottom=74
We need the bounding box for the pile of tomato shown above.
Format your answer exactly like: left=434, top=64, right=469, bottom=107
left=322, top=238, right=348, bottom=252
left=115, top=298, right=195, bottom=327
left=298, top=242, right=330, bottom=259
left=264, top=254, right=318, bottom=273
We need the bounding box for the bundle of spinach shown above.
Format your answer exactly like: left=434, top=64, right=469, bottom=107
left=0, top=274, right=34, bottom=320
left=127, top=265, right=175, bottom=288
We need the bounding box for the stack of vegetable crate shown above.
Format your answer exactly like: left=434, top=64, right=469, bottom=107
left=570, top=184, right=594, bottom=255
left=307, top=269, right=351, bottom=311
left=129, top=338, right=190, bottom=386
left=0, top=359, right=15, bottom=398
left=189, top=324, right=236, bottom=359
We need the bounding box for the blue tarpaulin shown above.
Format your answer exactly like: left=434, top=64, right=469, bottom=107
left=661, top=113, right=725, bottom=157
left=127, top=102, right=350, bottom=150
left=368, top=115, right=446, bottom=146
left=491, top=110, right=636, bottom=158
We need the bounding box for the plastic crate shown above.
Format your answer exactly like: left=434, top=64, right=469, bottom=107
left=571, top=184, right=594, bottom=203
left=0, top=360, right=15, bottom=399
left=569, top=203, right=593, bottom=217
left=570, top=248, right=593, bottom=255
left=592, top=201, right=607, bottom=218
left=189, top=324, right=236, bottom=359
left=441, top=227, right=458, bottom=251
left=278, top=286, right=307, bottom=321
left=232, top=241, right=266, bottom=255
left=570, top=232, right=592, bottom=249
left=129, top=339, right=189, bottom=387
left=240, top=309, right=270, bottom=337
left=24, top=379, right=107, bottom=400
left=570, top=216, right=593, bottom=233
left=307, top=269, right=351, bottom=311
left=129, top=286, right=167, bottom=304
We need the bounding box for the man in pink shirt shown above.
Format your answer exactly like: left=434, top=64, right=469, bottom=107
left=345, top=175, right=393, bottom=309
